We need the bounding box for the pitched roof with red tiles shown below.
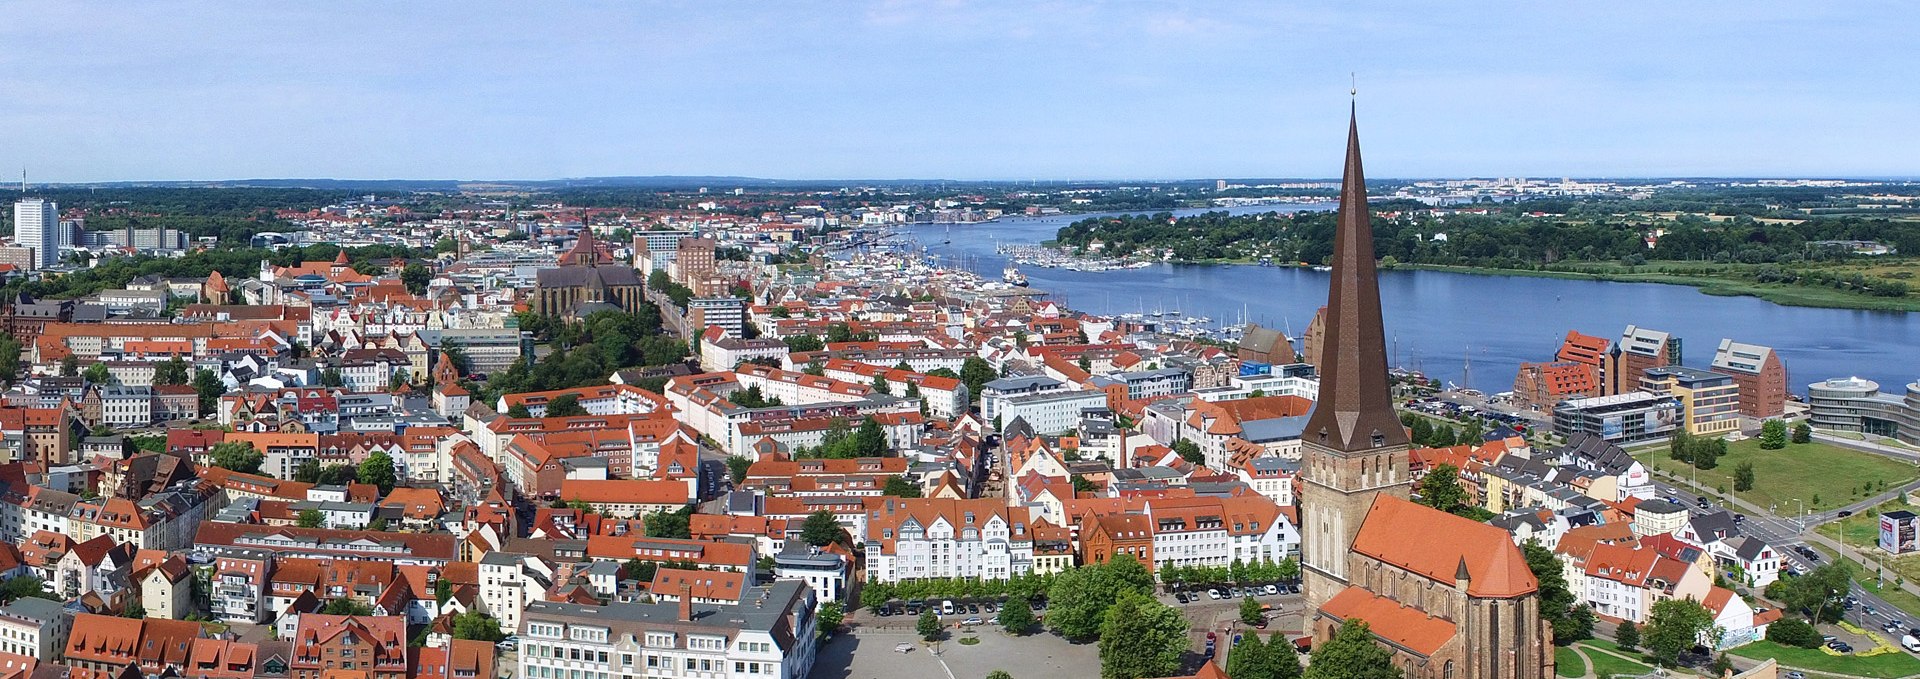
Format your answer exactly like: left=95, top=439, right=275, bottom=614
left=1319, top=586, right=1459, bottom=657
left=1349, top=495, right=1536, bottom=598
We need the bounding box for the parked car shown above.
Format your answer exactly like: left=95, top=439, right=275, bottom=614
left=1784, top=672, right=1806, bottom=679
left=941, top=600, right=956, bottom=615
left=1264, top=584, right=1280, bottom=595
left=1839, top=510, right=1855, bottom=518
left=1175, top=592, right=1190, bottom=604
left=1826, top=640, right=1853, bottom=653
left=962, top=617, right=983, bottom=626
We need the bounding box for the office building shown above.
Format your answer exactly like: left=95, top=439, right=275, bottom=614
left=689, top=297, right=748, bottom=338
left=1806, top=377, right=1920, bottom=445
left=1552, top=392, right=1680, bottom=444
left=633, top=229, right=697, bottom=271
left=1640, top=365, right=1740, bottom=436
left=12, top=198, right=57, bottom=269
left=1709, top=339, right=1788, bottom=419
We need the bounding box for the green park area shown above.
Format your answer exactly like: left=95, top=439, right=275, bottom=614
left=1730, top=640, right=1920, bottom=679
left=1554, top=647, right=1585, bottom=677
left=1636, top=437, right=1918, bottom=513
left=1568, top=640, right=1655, bottom=678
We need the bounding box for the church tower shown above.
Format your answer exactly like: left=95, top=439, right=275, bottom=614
left=1300, top=106, right=1414, bottom=613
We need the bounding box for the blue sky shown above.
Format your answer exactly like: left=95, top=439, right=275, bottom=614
left=1, top=1, right=1915, bottom=182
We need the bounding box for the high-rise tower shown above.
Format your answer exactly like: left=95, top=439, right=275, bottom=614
left=1299, top=106, right=1413, bottom=613
left=12, top=198, right=58, bottom=269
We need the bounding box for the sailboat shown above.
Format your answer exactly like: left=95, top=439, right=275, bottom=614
left=942, top=224, right=952, bottom=245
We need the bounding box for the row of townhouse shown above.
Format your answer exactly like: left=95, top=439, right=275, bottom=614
left=17, top=531, right=194, bottom=617
left=663, top=372, right=921, bottom=456
left=496, top=383, right=668, bottom=418
left=816, top=358, right=970, bottom=418
left=0, top=478, right=223, bottom=552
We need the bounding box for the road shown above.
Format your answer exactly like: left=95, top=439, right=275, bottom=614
left=1644, top=445, right=1920, bottom=653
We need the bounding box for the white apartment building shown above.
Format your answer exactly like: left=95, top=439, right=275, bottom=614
left=993, top=389, right=1107, bottom=435
left=517, top=580, right=817, bottom=679
left=863, top=498, right=1036, bottom=583
left=0, top=597, right=68, bottom=661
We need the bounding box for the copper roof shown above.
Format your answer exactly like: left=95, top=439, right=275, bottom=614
left=1301, top=107, right=1408, bottom=453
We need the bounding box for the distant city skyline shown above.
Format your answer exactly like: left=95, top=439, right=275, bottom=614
left=2, top=2, right=1916, bottom=183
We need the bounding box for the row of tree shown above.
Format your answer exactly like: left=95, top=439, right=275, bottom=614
left=1055, top=209, right=1920, bottom=275
left=1155, top=557, right=1298, bottom=589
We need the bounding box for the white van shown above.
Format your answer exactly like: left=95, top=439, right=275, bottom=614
left=1903, top=635, right=1920, bottom=653
left=941, top=600, right=956, bottom=615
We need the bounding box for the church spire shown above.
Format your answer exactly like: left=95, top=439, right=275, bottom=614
left=1302, top=105, right=1408, bottom=453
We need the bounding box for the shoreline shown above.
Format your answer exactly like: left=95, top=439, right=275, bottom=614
left=1060, top=256, right=1920, bottom=313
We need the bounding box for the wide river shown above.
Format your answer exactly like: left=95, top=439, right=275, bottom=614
left=904, top=205, right=1920, bottom=396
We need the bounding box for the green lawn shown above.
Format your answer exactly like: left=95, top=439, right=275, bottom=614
left=1636, top=438, right=1918, bottom=513
left=1555, top=647, right=1587, bottom=678
left=1575, top=644, right=1654, bottom=678
left=1729, top=640, right=1920, bottom=679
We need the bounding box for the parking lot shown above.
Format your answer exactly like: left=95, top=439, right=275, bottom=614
left=810, top=627, right=1099, bottom=679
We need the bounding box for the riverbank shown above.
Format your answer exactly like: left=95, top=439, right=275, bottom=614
left=1396, top=263, right=1920, bottom=313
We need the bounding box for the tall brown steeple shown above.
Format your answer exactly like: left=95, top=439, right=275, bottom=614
left=1302, top=105, right=1407, bottom=453
left=1299, top=104, right=1414, bottom=613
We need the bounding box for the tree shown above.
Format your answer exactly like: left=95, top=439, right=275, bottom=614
left=1792, top=422, right=1813, bottom=444
left=1765, top=617, right=1821, bottom=648
left=1521, top=538, right=1590, bottom=644
left=1048, top=554, right=1156, bottom=641
left=1097, top=592, right=1188, bottom=679
left=435, top=578, right=453, bottom=605
left=321, top=597, right=374, bottom=616
left=0, top=576, right=57, bottom=603
left=1772, top=563, right=1849, bottom=622
left=644, top=506, right=692, bottom=539
left=1415, top=463, right=1469, bottom=514
left=154, top=356, right=190, bottom=386
left=357, top=451, right=397, bottom=492
left=400, top=263, right=433, bottom=295
left=917, top=609, right=943, bottom=642
left=192, top=369, right=223, bottom=416
left=209, top=441, right=264, bottom=475
left=84, top=362, right=111, bottom=385
left=1733, top=462, right=1755, bottom=492
left=988, top=672, right=1013, bottom=679
left=1409, top=418, right=1433, bottom=445
left=1239, top=596, right=1264, bottom=625
left=297, top=509, right=327, bottom=528
left=506, top=403, right=532, bottom=418
left=883, top=475, right=923, bottom=498
left=1303, top=620, right=1400, bottom=679
left=320, top=368, right=344, bottom=388
left=1642, top=598, right=1716, bottom=667
left=1229, top=633, right=1302, bottom=679
left=1614, top=620, right=1640, bottom=651
left=816, top=601, right=844, bottom=637
left=1428, top=425, right=1456, bottom=447
left=60, top=354, right=79, bottom=377
left=726, top=455, right=752, bottom=484
left=854, top=418, right=888, bottom=456
left=451, top=609, right=506, bottom=642
left=960, top=357, right=996, bottom=402
left=545, top=394, right=588, bottom=417
left=997, top=595, right=1036, bottom=634
left=1072, top=475, right=1099, bottom=495
left=871, top=372, right=891, bottom=395
left=1172, top=439, right=1204, bottom=464
left=1759, top=419, right=1788, bottom=449
left=799, top=510, right=843, bottom=547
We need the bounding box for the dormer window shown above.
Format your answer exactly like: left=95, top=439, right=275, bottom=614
left=1371, top=431, right=1385, bottom=447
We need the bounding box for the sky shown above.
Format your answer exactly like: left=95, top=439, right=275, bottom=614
left=1, top=1, right=1916, bottom=183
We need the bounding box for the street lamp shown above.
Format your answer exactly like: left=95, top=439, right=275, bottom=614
left=1792, top=498, right=1806, bottom=533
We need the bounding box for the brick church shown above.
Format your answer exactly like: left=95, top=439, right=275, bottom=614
left=1299, top=107, right=1555, bottom=679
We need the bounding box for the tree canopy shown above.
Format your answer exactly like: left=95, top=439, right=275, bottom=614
left=1097, top=591, right=1188, bottom=679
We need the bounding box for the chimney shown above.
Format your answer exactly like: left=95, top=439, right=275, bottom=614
left=678, top=583, right=694, bottom=621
